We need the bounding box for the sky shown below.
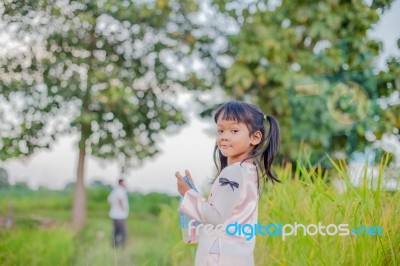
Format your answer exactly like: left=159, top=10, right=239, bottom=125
left=2, top=1, right=400, bottom=195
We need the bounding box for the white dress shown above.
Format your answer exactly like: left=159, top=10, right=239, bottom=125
left=179, top=162, right=259, bottom=266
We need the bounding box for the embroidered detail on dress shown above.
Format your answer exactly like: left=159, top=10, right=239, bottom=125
left=219, top=178, right=239, bottom=191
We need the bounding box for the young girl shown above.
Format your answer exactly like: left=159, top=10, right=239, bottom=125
left=175, top=101, right=280, bottom=266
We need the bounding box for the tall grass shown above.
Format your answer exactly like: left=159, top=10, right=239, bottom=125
left=254, top=155, right=399, bottom=265
left=163, top=153, right=400, bottom=265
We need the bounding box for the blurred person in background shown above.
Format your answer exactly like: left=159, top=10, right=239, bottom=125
left=108, top=178, right=129, bottom=248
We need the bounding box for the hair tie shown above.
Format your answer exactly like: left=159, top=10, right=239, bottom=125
left=263, top=114, right=268, bottom=120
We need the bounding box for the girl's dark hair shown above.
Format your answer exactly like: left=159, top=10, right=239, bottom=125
left=213, top=101, right=281, bottom=186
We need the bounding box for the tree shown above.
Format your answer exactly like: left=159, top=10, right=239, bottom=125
left=376, top=54, right=400, bottom=133
left=209, top=0, right=399, bottom=165
left=0, top=168, right=9, bottom=188
left=0, top=0, right=210, bottom=229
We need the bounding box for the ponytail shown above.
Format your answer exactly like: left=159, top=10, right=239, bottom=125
left=213, top=145, right=227, bottom=173
left=262, top=115, right=280, bottom=183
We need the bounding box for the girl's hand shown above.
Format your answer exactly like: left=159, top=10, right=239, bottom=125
left=175, top=169, right=195, bottom=196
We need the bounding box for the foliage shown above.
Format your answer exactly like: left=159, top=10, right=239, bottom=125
left=0, top=0, right=218, bottom=228
left=0, top=186, right=174, bottom=217
left=376, top=56, right=400, bottom=134
left=0, top=0, right=211, bottom=166
left=208, top=0, right=399, bottom=164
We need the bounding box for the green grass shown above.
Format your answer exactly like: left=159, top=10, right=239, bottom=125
left=0, top=187, right=177, bottom=266
left=0, top=154, right=399, bottom=265
left=251, top=154, right=400, bottom=265
left=161, top=153, right=400, bottom=265
left=0, top=228, right=74, bottom=266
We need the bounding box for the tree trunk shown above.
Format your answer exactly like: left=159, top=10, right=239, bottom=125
left=72, top=27, right=93, bottom=230
left=71, top=130, right=88, bottom=230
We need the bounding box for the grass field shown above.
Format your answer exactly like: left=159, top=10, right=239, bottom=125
left=0, top=155, right=399, bottom=265
left=0, top=187, right=184, bottom=266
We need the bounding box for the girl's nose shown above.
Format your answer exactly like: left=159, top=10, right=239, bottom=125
left=220, top=134, right=228, bottom=141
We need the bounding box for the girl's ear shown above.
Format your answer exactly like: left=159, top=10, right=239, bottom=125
left=250, top=131, right=262, bottom=146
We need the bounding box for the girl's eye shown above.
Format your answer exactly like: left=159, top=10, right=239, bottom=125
left=232, top=129, right=238, bottom=133
left=217, top=130, right=223, bottom=134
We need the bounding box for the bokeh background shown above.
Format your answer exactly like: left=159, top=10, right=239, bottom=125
left=1, top=0, right=400, bottom=265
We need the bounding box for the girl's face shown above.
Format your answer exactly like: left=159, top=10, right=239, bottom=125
left=216, top=115, right=262, bottom=165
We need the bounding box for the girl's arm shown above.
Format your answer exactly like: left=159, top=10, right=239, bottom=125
left=178, top=164, right=244, bottom=225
